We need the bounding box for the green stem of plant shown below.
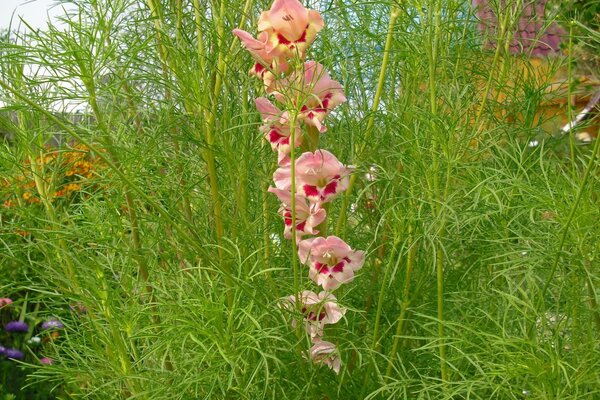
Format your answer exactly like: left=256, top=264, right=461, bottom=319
left=361, top=240, right=402, bottom=396
left=566, top=21, right=576, bottom=176
left=426, top=0, right=449, bottom=383
left=336, top=5, right=399, bottom=237
left=473, top=2, right=515, bottom=130
left=289, top=112, right=302, bottom=337
left=385, top=224, right=417, bottom=380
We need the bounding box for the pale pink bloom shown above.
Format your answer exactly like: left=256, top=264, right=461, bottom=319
left=295, top=150, right=351, bottom=203
left=40, top=357, right=53, bottom=365
left=0, top=298, right=13, bottom=307
left=299, top=236, right=365, bottom=290
left=258, top=0, right=324, bottom=60
left=232, top=29, right=288, bottom=90
left=275, top=61, right=346, bottom=132
left=308, top=339, right=341, bottom=374
left=284, top=290, right=345, bottom=338
left=256, top=98, right=301, bottom=165
left=268, top=187, right=326, bottom=239
left=273, top=164, right=293, bottom=191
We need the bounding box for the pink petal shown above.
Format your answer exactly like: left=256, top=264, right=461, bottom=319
left=273, top=166, right=292, bottom=190
left=298, top=237, right=317, bottom=263
left=269, top=0, right=309, bottom=42
left=323, top=236, right=352, bottom=258
left=255, top=97, right=280, bottom=121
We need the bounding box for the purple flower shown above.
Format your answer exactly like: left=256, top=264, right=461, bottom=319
left=4, top=348, right=24, bottom=360
left=41, top=319, right=64, bottom=330
left=0, top=345, right=6, bottom=355
left=5, top=321, right=29, bottom=333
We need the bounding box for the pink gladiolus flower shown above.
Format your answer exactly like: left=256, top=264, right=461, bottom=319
left=268, top=187, right=326, bottom=239
left=284, top=290, right=345, bottom=338
left=272, top=164, right=293, bottom=191
left=299, top=236, right=365, bottom=290
left=256, top=98, right=301, bottom=165
left=275, top=61, right=346, bottom=132
left=295, top=150, right=351, bottom=203
left=232, top=29, right=288, bottom=91
left=258, top=0, right=324, bottom=59
left=308, top=339, right=341, bottom=374
left=0, top=298, right=13, bottom=307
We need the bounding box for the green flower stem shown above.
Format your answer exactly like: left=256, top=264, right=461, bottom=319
left=360, top=239, right=402, bottom=396
left=289, top=111, right=301, bottom=330
left=473, top=1, right=519, bottom=130
left=194, top=0, right=253, bottom=307
left=385, top=223, right=417, bottom=380
left=145, top=0, right=194, bottom=224
left=566, top=22, right=576, bottom=176
left=335, top=5, right=399, bottom=237
left=17, top=111, right=78, bottom=293
left=79, top=64, right=150, bottom=293
left=424, top=0, right=449, bottom=383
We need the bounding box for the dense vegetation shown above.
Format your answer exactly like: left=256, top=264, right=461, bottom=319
left=1, top=0, right=598, bottom=399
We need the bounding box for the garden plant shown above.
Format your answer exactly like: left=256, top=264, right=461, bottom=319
left=0, top=0, right=599, bottom=399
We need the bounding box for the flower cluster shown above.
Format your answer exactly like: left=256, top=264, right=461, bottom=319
left=0, top=298, right=63, bottom=365
left=235, top=0, right=365, bottom=374
left=1, top=143, right=106, bottom=210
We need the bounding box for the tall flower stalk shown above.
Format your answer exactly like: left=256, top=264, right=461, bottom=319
left=234, top=0, right=365, bottom=374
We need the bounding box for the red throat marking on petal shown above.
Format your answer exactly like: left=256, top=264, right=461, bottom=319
left=323, top=181, right=338, bottom=196
left=303, top=185, right=319, bottom=197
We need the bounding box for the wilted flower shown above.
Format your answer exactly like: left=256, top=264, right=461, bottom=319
left=5, top=321, right=29, bottom=333
left=308, top=339, right=341, bottom=374
left=41, top=319, right=64, bottom=330
left=268, top=187, right=326, bottom=239
left=283, top=290, right=345, bottom=337
left=3, top=348, right=24, bottom=360
left=0, top=298, right=13, bottom=307
left=298, top=236, right=365, bottom=290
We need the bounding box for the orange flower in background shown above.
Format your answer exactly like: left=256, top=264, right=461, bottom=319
left=0, top=142, right=107, bottom=209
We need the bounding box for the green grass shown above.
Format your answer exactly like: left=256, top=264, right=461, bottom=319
left=1, top=0, right=599, bottom=399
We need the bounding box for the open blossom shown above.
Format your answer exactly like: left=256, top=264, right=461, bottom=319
left=3, top=348, right=24, bottom=360
left=308, top=339, right=341, bottom=374
left=275, top=61, right=346, bottom=132
left=41, top=319, right=64, bottom=330
left=284, top=290, right=345, bottom=338
left=258, top=0, right=324, bottom=59
left=296, top=150, right=351, bottom=203
left=5, top=321, right=29, bottom=333
left=233, top=0, right=323, bottom=89
left=272, top=150, right=351, bottom=203
left=299, top=236, right=365, bottom=290
left=268, top=187, right=326, bottom=239
left=256, top=98, right=301, bottom=165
